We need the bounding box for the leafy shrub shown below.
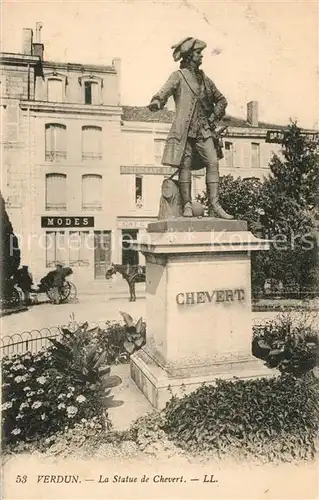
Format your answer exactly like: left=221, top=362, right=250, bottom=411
left=163, top=374, right=319, bottom=462
left=87, top=312, right=146, bottom=363
left=252, top=313, right=319, bottom=375
left=2, top=323, right=122, bottom=446
left=119, top=311, right=146, bottom=355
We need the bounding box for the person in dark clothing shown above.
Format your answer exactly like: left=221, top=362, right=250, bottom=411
left=50, top=264, right=73, bottom=304
left=15, top=265, right=33, bottom=304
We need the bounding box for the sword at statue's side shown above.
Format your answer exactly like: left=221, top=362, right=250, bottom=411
left=208, top=123, right=229, bottom=161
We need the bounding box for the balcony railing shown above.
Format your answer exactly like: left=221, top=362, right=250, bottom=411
left=46, top=203, right=67, bottom=211
left=82, top=152, right=102, bottom=160
left=45, top=151, right=67, bottom=162
left=82, top=203, right=102, bottom=211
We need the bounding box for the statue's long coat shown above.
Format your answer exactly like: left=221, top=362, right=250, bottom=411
left=150, top=68, right=227, bottom=170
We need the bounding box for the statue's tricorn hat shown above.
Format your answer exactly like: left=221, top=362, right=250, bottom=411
left=171, top=37, right=206, bottom=62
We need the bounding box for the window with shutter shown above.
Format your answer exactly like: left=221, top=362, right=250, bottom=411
left=82, top=174, right=102, bottom=210
left=224, top=142, right=234, bottom=168
left=82, top=126, right=102, bottom=160
left=47, top=79, right=63, bottom=102
left=154, top=139, right=165, bottom=164
left=45, top=124, right=67, bottom=161
left=45, top=173, right=67, bottom=210
left=84, top=81, right=99, bottom=105
left=251, top=143, right=260, bottom=168
left=192, top=175, right=202, bottom=199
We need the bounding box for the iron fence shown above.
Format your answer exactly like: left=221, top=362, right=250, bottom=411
left=0, top=327, right=61, bottom=358
left=0, top=320, right=120, bottom=358
left=253, top=289, right=319, bottom=301
left=1, top=308, right=316, bottom=359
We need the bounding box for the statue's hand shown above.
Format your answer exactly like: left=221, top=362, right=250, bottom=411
left=148, top=100, right=160, bottom=112
left=208, top=113, right=217, bottom=129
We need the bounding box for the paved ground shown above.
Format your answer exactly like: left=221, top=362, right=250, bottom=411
left=1, top=292, right=285, bottom=337
left=0, top=296, right=145, bottom=336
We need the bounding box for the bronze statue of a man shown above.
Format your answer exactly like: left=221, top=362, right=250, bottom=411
left=148, top=37, right=233, bottom=219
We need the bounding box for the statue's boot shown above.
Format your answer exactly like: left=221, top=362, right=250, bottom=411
left=207, top=182, right=233, bottom=219
left=179, top=182, right=193, bottom=217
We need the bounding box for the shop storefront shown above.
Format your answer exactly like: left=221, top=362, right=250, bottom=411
left=38, top=216, right=115, bottom=282
left=117, top=217, right=157, bottom=266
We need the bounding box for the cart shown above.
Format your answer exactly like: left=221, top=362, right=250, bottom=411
left=37, top=279, right=77, bottom=303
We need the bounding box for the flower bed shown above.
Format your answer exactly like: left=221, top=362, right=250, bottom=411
left=2, top=312, right=318, bottom=464
left=2, top=322, right=123, bottom=446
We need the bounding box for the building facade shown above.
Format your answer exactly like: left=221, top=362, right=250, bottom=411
left=1, top=25, right=288, bottom=285
left=1, top=27, right=123, bottom=286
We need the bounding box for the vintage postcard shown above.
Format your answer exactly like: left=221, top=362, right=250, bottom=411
left=1, top=0, right=318, bottom=499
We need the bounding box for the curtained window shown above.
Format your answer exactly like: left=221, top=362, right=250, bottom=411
left=68, top=231, right=90, bottom=267
left=45, top=232, right=67, bottom=267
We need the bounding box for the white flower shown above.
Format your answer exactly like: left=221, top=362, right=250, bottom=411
left=19, top=402, right=29, bottom=410
left=67, top=386, right=75, bottom=392
left=76, top=395, right=86, bottom=404
left=29, top=367, right=35, bottom=372
left=41, top=413, right=46, bottom=420
left=57, top=393, right=66, bottom=400
left=14, top=376, right=23, bottom=383
left=37, top=389, right=44, bottom=395
left=16, top=413, right=24, bottom=420
left=27, top=391, right=36, bottom=397
left=36, top=377, right=47, bottom=385
left=58, top=403, right=66, bottom=410
left=1, top=401, right=13, bottom=410
left=31, top=401, right=42, bottom=409
left=23, top=386, right=31, bottom=392
left=66, top=406, right=78, bottom=418
left=66, top=393, right=72, bottom=398
left=12, top=364, right=25, bottom=371
left=11, top=428, right=21, bottom=435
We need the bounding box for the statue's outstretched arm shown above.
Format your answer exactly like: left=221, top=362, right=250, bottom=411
left=149, top=71, right=180, bottom=111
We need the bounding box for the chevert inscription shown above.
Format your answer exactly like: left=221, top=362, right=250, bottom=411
left=176, top=288, right=245, bottom=305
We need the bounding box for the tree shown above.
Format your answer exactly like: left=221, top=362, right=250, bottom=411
left=260, top=122, right=319, bottom=290
left=197, top=175, right=264, bottom=230
left=0, top=191, right=20, bottom=287
left=197, top=123, right=319, bottom=293
left=197, top=175, right=267, bottom=295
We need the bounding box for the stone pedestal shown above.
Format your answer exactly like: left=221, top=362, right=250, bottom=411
left=130, top=218, right=271, bottom=409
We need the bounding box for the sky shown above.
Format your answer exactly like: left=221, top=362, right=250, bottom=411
left=1, top=0, right=318, bottom=128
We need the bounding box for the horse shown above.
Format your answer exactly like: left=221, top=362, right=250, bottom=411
left=105, top=263, right=146, bottom=301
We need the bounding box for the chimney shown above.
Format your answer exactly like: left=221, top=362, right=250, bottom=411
left=32, top=22, right=44, bottom=60
left=22, top=28, right=33, bottom=55
left=113, top=58, right=121, bottom=105
left=247, top=101, right=259, bottom=127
